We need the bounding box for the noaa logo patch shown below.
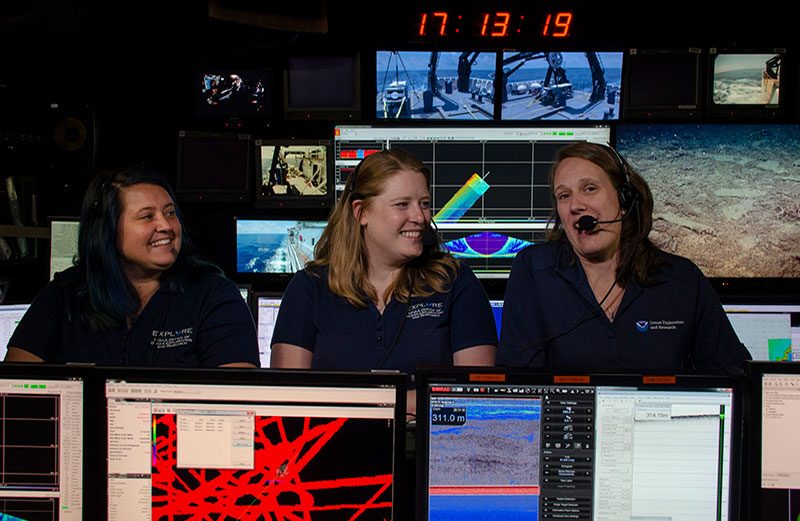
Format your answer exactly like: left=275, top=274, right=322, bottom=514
left=635, top=320, right=650, bottom=332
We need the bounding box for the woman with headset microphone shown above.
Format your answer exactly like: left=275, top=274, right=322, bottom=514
left=496, top=142, right=749, bottom=373
left=270, top=148, right=497, bottom=410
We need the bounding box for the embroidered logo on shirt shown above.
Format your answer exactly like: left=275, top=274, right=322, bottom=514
left=151, top=328, right=195, bottom=349
left=635, top=320, right=685, bottom=332
left=407, top=302, right=444, bottom=320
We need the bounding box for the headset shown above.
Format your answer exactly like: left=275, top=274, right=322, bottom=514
left=604, top=143, right=641, bottom=214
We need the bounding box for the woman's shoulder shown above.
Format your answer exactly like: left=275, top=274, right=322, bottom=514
left=651, top=250, right=707, bottom=284
left=514, top=241, right=564, bottom=270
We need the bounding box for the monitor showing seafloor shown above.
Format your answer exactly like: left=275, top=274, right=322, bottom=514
left=616, top=123, right=800, bottom=279
left=499, top=51, right=622, bottom=121
left=376, top=50, right=498, bottom=120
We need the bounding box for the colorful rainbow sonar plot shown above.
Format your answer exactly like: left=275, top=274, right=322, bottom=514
left=445, top=232, right=532, bottom=258
left=435, top=173, right=490, bottom=223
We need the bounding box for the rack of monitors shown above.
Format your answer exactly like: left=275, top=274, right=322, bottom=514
left=333, top=123, right=611, bottom=278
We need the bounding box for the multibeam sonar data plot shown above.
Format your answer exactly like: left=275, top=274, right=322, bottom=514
left=152, top=414, right=395, bottom=520
left=434, top=173, right=490, bottom=223
left=444, top=232, right=533, bottom=258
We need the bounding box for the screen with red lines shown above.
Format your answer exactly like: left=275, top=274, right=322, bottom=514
left=105, top=373, right=403, bottom=521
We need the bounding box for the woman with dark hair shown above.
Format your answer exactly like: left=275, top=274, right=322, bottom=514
left=497, top=142, right=749, bottom=372
left=270, top=148, right=497, bottom=378
left=5, top=166, right=259, bottom=367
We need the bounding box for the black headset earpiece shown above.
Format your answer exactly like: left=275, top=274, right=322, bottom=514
left=604, top=144, right=641, bottom=213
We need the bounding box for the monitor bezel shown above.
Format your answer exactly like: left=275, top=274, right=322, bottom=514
left=176, top=130, right=253, bottom=203
left=282, top=53, right=362, bottom=121
left=498, top=49, right=624, bottom=121
left=705, top=46, right=787, bottom=118
left=97, top=366, right=407, bottom=521
left=622, top=47, right=703, bottom=119
left=253, top=138, right=334, bottom=209
left=415, top=367, right=744, bottom=521
left=745, top=361, right=800, bottom=521
left=194, top=65, right=274, bottom=121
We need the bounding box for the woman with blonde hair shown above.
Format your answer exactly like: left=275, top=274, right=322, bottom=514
left=271, top=148, right=497, bottom=379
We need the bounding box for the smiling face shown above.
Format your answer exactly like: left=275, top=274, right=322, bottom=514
left=553, top=157, right=623, bottom=264
left=116, top=183, right=182, bottom=281
left=356, top=168, right=431, bottom=271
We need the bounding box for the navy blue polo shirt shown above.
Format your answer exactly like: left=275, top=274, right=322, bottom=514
left=9, top=267, right=259, bottom=367
left=272, top=264, right=498, bottom=376
left=497, top=242, right=750, bottom=372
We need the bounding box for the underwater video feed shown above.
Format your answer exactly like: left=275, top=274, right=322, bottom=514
left=617, top=123, right=800, bottom=278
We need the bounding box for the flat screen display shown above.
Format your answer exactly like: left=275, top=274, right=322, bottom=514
left=235, top=218, right=327, bottom=274
left=500, top=51, right=622, bottom=120
left=104, top=369, right=405, bottom=521
left=177, top=131, right=252, bottom=202
left=334, top=124, right=611, bottom=277
left=623, top=49, right=701, bottom=118
left=376, top=51, right=497, bottom=120
left=711, top=52, right=782, bottom=106
left=417, top=370, right=739, bottom=521
left=0, top=373, right=84, bottom=520
left=284, top=55, right=360, bottom=119
left=255, top=140, right=332, bottom=207
left=723, top=303, right=800, bottom=361
left=616, top=123, right=800, bottom=278
left=195, top=68, right=272, bottom=118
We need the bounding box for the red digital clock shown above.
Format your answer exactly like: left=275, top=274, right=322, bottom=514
left=413, top=10, right=574, bottom=39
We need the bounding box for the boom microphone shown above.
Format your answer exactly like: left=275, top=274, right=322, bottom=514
left=576, top=214, right=624, bottom=232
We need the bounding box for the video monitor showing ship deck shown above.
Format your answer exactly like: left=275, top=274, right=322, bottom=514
left=255, top=140, right=332, bottom=207
left=376, top=51, right=498, bottom=120
left=334, top=125, right=611, bottom=277
left=418, top=371, right=739, bottom=521
left=711, top=52, right=782, bottom=106
left=235, top=218, right=327, bottom=274
left=499, top=51, right=622, bottom=120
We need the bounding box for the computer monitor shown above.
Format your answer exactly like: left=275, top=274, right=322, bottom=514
left=49, top=217, right=79, bottom=280
left=195, top=66, right=273, bottom=120
left=707, top=47, right=785, bottom=118
left=284, top=55, right=360, bottom=120
left=499, top=51, right=622, bottom=120
left=376, top=51, right=498, bottom=120
left=622, top=48, right=702, bottom=119
left=0, top=365, right=85, bottom=521
left=0, top=303, right=30, bottom=360
left=176, top=130, right=252, bottom=202
left=616, top=122, right=800, bottom=285
left=417, top=369, right=740, bottom=521
left=103, top=367, right=406, bottom=520
left=253, top=292, right=282, bottom=368
left=334, top=124, right=611, bottom=278
left=723, top=303, right=800, bottom=361
left=235, top=217, right=327, bottom=275
left=254, top=139, right=333, bottom=209
left=747, top=361, right=800, bottom=521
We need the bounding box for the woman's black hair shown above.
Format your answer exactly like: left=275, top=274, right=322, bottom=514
left=74, top=165, right=220, bottom=330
